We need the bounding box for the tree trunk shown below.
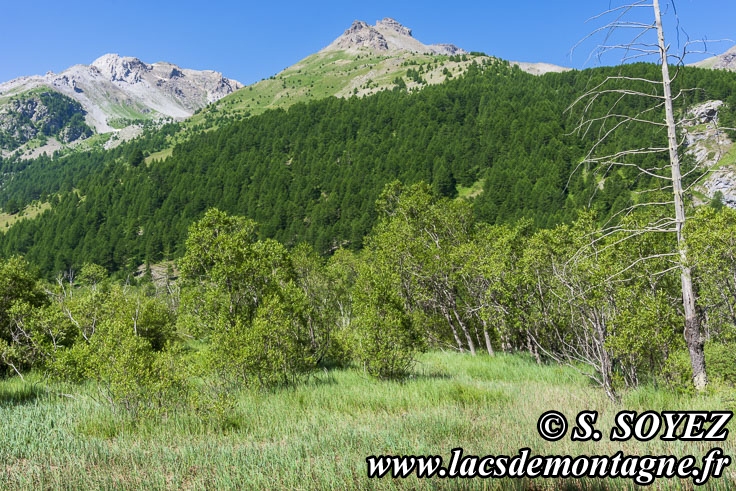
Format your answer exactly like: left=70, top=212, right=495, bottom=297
left=443, top=310, right=465, bottom=352
left=453, top=308, right=476, bottom=355
left=481, top=319, right=494, bottom=356
left=653, top=0, right=707, bottom=391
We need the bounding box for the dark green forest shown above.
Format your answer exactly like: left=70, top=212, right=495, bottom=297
left=1, top=60, right=735, bottom=276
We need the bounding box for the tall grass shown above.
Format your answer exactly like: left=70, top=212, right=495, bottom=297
left=0, top=352, right=732, bottom=489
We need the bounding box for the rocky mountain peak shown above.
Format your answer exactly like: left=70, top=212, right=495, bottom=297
left=376, top=18, right=413, bottom=37
left=322, top=18, right=466, bottom=56
left=91, top=53, right=148, bottom=83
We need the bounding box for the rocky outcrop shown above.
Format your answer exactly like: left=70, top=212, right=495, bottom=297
left=376, top=17, right=413, bottom=37
left=0, top=91, right=92, bottom=151
left=428, top=43, right=466, bottom=56
left=511, top=61, right=571, bottom=76
left=683, top=100, right=736, bottom=208
left=686, top=100, right=723, bottom=125
left=328, top=21, right=390, bottom=52
left=321, top=17, right=467, bottom=56
left=703, top=172, right=736, bottom=208
left=0, top=54, right=243, bottom=133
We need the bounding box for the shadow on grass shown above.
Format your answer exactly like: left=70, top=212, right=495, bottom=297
left=0, top=381, right=43, bottom=407
left=407, top=371, right=454, bottom=381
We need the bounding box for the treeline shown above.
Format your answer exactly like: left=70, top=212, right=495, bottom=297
left=1, top=62, right=735, bottom=276
left=0, top=182, right=735, bottom=414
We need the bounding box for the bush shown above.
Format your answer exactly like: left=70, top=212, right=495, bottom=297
left=661, top=343, right=736, bottom=392
left=179, top=209, right=319, bottom=388
left=350, top=262, right=424, bottom=379
left=36, top=281, right=183, bottom=416
left=207, top=286, right=316, bottom=387
left=80, top=318, right=188, bottom=418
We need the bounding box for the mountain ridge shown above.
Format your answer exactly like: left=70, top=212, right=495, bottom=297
left=0, top=54, right=243, bottom=134
left=691, top=44, right=736, bottom=71
left=185, top=17, right=570, bottom=133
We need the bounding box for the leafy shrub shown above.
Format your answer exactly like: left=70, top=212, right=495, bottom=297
left=350, top=261, right=424, bottom=379
left=180, top=209, right=319, bottom=388
left=662, top=343, right=736, bottom=392
left=68, top=315, right=187, bottom=418
left=33, top=279, right=184, bottom=416
left=207, top=286, right=316, bottom=387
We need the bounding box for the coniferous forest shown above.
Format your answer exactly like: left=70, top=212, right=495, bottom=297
left=2, top=61, right=734, bottom=275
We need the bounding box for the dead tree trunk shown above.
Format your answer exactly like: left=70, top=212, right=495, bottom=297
left=653, top=0, right=707, bottom=390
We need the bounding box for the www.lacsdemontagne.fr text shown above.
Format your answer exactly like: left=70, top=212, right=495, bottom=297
left=366, top=447, right=730, bottom=485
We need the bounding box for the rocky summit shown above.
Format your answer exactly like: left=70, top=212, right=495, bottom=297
left=321, top=17, right=466, bottom=56
left=0, top=54, right=243, bottom=133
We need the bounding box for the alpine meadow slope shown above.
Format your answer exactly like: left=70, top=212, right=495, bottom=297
left=184, top=18, right=568, bottom=131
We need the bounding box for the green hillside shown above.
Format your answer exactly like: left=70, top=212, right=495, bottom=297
left=192, top=50, right=485, bottom=122
left=1, top=61, right=735, bottom=276
left=161, top=50, right=490, bottom=153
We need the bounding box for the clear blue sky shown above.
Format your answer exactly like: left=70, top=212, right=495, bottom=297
left=1, top=1, right=734, bottom=85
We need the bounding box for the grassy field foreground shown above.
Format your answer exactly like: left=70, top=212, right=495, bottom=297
left=0, top=352, right=733, bottom=489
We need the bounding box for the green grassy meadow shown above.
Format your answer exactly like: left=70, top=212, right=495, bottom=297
left=0, top=352, right=733, bottom=489
left=0, top=202, right=51, bottom=231
left=185, top=50, right=487, bottom=129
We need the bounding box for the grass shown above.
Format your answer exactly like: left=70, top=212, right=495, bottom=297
left=457, top=179, right=486, bottom=200
left=145, top=147, right=173, bottom=165
left=0, top=352, right=733, bottom=489
left=0, top=86, right=58, bottom=104
left=104, top=101, right=157, bottom=121
left=718, top=142, right=736, bottom=168
left=0, top=202, right=51, bottom=231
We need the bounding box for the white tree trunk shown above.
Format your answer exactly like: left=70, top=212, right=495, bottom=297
left=653, top=0, right=707, bottom=390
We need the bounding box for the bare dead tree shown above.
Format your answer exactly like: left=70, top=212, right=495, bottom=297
left=568, top=0, right=734, bottom=391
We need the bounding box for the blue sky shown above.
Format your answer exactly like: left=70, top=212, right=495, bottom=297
left=1, top=1, right=734, bottom=85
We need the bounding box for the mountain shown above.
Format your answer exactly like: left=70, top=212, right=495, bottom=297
left=1, top=18, right=568, bottom=162
left=0, top=54, right=242, bottom=155
left=691, top=45, right=736, bottom=71
left=11, top=18, right=736, bottom=278
left=321, top=18, right=465, bottom=55
left=183, top=18, right=568, bottom=140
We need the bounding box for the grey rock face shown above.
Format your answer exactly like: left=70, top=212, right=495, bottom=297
left=684, top=100, right=736, bottom=209
left=427, top=43, right=465, bottom=56
left=692, top=45, right=736, bottom=71
left=322, top=17, right=467, bottom=56
left=0, top=54, right=243, bottom=133
left=331, top=21, right=390, bottom=52
left=686, top=100, right=724, bottom=126
left=376, top=17, right=413, bottom=37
